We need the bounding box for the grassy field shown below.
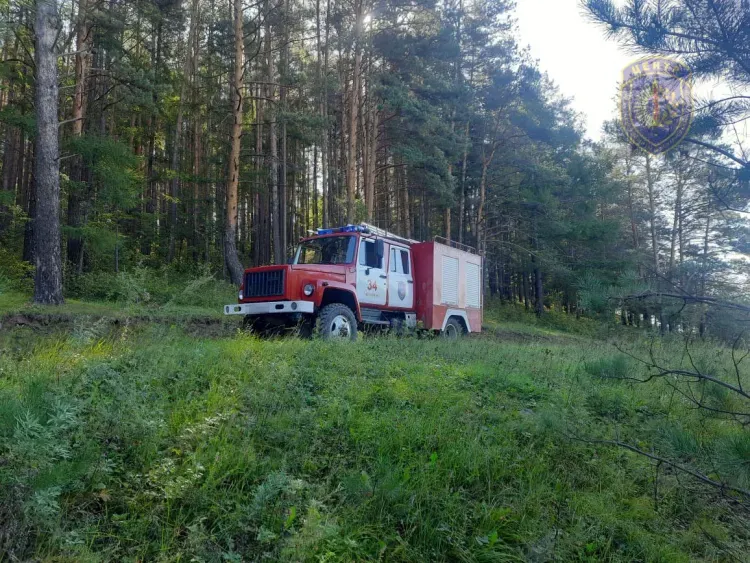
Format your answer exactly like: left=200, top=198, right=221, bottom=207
left=1, top=300, right=749, bottom=561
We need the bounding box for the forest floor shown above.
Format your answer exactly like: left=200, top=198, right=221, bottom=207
left=1, top=292, right=749, bottom=561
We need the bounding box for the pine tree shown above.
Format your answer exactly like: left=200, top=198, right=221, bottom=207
left=33, top=0, right=63, bottom=304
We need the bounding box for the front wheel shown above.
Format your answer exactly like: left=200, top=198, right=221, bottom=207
left=316, top=303, right=358, bottom=341
left=442, top=317, right=465, bottom=339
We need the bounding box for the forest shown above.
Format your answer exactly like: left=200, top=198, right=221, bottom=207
left=0, top=0, right=746, bottom=329
left=2, top=0, right=750, bottom=560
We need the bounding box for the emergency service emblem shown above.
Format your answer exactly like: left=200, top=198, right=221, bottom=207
left=620, top=57, right=693, bottom=154
left=398, top=281, right=407, bottom=301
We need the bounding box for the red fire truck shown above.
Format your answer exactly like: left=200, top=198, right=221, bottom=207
left=224, top=223, right=483, bottom=339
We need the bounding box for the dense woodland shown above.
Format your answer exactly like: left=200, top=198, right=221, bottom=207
left=0, top=0, right=749, bottom=334
left=3, top=3, right=750, bottom=558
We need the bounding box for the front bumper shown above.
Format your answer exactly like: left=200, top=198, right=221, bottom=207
left=224, top=300, right=315, bottom=316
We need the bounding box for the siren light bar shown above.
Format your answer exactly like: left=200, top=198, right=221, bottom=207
left=315, top=223, right=418, bottom=245
left=315, top=224, right=369, bottom=235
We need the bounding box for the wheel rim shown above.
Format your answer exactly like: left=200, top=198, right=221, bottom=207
left=329, top=314, right=351, bottom=338
left=444, top=323, right=457, bottom=338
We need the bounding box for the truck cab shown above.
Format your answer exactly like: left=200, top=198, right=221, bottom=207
left=224, top=223, right=482, bottom=340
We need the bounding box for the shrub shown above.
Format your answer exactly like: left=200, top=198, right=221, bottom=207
left=583, top=355, right=633, bottom=381
left=0, top=248, right=34, bottom=294
left=65, top=265, right=236, bottom=309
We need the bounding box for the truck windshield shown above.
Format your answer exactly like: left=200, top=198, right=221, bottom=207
left=294, top=235, right=356, bottom=265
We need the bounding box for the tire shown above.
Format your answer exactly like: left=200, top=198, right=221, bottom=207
left=316, top=303, right=358, bottom=341
left=442, top=317, right=465, bottom=339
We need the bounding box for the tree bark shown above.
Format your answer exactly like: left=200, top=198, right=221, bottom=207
left=66, top=0, right=92, bottom=267
left=168, top=0, right=198, bottom=263
left=645, top=153, right=659, bottom=274
left=458, top=121, right=469, bottom=244
left=477, top=136, right=497, bottom=253
left=317, top=0, right=330, bottom=228
left=279, top=0, right=289, bottom=255
left=346, top=1, right=362, bottom=223
left=22, top=142, right=35, bottom=263
left=33, top=0, right=64, bottom=304
left=266, top=11, right=282, bottom=263
left=365, top=99, right=377, bottom=221
left=224, top=0, right=245, bottom=285
left=669, top=167, right=684, bottom=277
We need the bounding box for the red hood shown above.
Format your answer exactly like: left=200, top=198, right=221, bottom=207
left=290, top=263, right=348, bottom=280
left=239, top=262, right=350, bottom=303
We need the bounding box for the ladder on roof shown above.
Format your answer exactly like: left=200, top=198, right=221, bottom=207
left=360, top=222, right=419, bottom=245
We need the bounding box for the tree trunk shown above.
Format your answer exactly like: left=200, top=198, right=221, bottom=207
left=644, top=154, right=665, bottom=333
left=346, top=2, right=362, bottom=223
left=279, top=0, right=289, bottom=255
left=317, top=0, right=330, bottom=228
left=401, top=163, right=410, bottom=237
left=365, top=99, right=377, bottom=221
left=645, top=153, right=659, bottom=274
left=168, top=2, right=197, bottom=262
left=532, top=212, right=543, bottom=317
left=458, top=121, right=469, bottom=244
left=22, top=142, right=35, bottom=263
left=266, top=13, right=282, bottom=263
left=477, top=139, right=497, bottom=253
left=66, top=0, right=92, bottom=267
left=190, top=0, right=201, bottom=260
left=33, top=0, right=64, bottom=304
left=224, top=0, right=245, bottom=285
left=145, top=20, right=163, bottom=251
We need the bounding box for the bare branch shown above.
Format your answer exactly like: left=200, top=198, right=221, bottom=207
left=571, top=437, right=750, bottom=500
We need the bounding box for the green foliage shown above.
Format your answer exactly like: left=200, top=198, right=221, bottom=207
left=1, top=321, right=748, bottom=560
left=485, top=299, right=604, bottom=337
left=65, top=265, right=236, bottom=308
left=68, top=135, right=142, bottom=209
left=0, top=248, right=34, bottom=294
left=583, top=355, right=633, bottom=380
left=0, top=105, right=35, bottom=135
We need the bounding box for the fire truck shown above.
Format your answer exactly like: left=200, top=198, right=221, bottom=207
left=224, top=223, right=483, bottom=339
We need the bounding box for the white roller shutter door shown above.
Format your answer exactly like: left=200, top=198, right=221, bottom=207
left=442, top=256, right=459, bottom=305
left=466, top=262, right=481, bottom=308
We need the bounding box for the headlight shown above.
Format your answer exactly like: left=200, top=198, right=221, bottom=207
left=238, top=285, right=243, bottom=300
left=303, top=283, right=314, bottom=296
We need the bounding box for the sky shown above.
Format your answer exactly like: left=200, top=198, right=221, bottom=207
left=515, top=0, right=631, bottom=140
left=514, top=0, right=748, bottom=149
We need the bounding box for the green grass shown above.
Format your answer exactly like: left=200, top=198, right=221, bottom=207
left=0, top=289, right=228, bottom=321
left=2, top=319, right=749, bottom=561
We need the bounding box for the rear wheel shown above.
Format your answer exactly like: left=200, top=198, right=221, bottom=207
left=316, top=303, right=358, bottom=341
left=442, top=317, right=465, bottom=339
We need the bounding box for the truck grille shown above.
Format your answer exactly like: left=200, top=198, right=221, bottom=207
left=243, top=269, right=285, bottom=299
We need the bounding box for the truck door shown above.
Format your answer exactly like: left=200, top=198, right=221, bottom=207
left=356, top=238, right=387, bottom=306
left=387, top=246, right=414, bottom=309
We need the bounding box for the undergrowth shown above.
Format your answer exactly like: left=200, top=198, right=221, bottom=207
left=1, top=324, right=748, bottom=561
left=483, top=300, right=606, bottom=338
left=0, top=265, right=237, bottom=319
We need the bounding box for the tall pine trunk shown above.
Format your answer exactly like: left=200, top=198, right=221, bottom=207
left=33, top=0, right=64, bottom=304
left=224, top=0, right=244, bottom=285
left=168, top=0, right=198, bottom=263
left=266, top=13, right=282, bottom=263
left=346, top=1, right=362, bottom=223
left=66, top=0, right=92, bottom=267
